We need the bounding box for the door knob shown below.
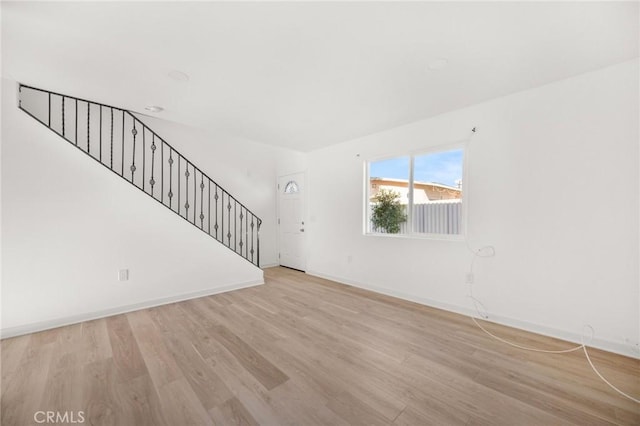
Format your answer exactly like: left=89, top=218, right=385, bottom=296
left=300, top=228, right=305, bottom=232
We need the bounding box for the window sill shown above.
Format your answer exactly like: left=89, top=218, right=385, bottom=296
left=364, top=232, right=465, bottom=242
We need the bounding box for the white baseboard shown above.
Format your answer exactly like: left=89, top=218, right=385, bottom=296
left=260, top=263, right=280, bottom=269
left=306, top=270, right=639, bottom=359
left=0, top=279, right=264, bottom=339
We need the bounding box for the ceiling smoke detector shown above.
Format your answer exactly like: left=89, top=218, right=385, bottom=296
left=168, top=70, right=190, bottom=82
left=144, top=105, right=164, bottom=113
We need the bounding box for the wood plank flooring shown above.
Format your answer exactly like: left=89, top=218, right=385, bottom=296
left=1, top=267, right=638, bottom=425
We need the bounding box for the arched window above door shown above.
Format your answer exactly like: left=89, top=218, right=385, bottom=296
left=284, top=180, right=299, bottom=194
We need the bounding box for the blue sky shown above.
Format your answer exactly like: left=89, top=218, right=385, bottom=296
left=370, top=149, right=463, bottom=187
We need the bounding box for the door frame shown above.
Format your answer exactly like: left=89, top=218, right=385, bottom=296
left=276, top=171, right=308, bottom=271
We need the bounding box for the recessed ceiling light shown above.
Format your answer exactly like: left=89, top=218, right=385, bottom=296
left=427, top=58, right=448, bottom=71
left=168, top=70, right=190, bottom=82
left=144, top=105, right=164, bottom=113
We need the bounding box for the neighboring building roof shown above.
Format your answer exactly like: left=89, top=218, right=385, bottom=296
left=370, top=177, right=461, bottom=203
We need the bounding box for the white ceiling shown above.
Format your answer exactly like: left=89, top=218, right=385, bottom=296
left=2, top=1, right=638, bottom=152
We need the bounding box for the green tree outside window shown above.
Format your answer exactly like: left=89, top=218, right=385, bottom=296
left=371, top=189, right=406, bottom=233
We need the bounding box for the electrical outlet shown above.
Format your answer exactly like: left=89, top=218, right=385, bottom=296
left=466, top=273, right=474, bottom=284
left=478, top=246, right=496, bottom=257
left=347, top=255, right=353, bottom=264
left=118, top=269, right=129, bottom=282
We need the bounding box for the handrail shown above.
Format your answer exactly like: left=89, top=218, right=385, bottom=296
left=18, top=83, right=262, bottom=266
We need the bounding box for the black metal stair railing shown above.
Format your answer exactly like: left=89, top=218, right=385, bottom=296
left=18, top=84, right=262, bottom=267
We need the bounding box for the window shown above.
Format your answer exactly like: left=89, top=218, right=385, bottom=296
left=284, top=180, right=299, bottom=194
left=366, top=145, right=464, bottom=237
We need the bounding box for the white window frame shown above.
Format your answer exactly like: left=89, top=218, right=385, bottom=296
left=364, top=140, right=469, bottom=240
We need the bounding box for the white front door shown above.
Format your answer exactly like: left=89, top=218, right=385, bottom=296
left=278, top=172, right=306, bottom=271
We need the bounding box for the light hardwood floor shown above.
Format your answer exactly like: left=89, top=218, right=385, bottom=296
left=1, top=267, right=638, bottom=425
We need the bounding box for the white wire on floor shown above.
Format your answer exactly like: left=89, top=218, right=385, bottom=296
left=465, top=244, right=639, bottom=403
left=469, top=316, right=584, bottom=354
left=581, top=329, right=640, bottom=404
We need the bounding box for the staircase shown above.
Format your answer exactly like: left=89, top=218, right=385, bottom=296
left=18, top=84, right=262, bottom=267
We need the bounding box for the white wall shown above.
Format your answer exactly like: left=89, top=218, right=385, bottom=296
left=281, top=59, right=639, bottom=357
left=0, top=77, right=285, bottom=336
